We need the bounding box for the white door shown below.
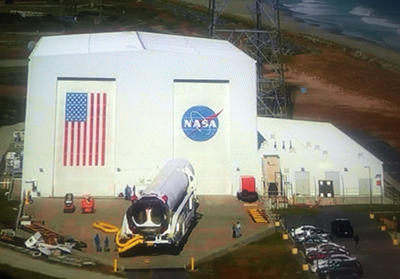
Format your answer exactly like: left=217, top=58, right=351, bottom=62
left=173, top=80, right=230, bottom=194
left=295, top=171, right=310, bottom=195
left=53, top=78, right=116, bottom=196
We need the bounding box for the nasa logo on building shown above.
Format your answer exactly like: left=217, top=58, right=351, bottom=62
left=181, top=106, right=223, bottom=142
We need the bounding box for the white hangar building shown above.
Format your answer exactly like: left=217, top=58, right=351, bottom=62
left=22, top=31, right=260, bottom=197
left=257, top=117, right=383, bottom=202
left=22, top=31, right=384, bottom=202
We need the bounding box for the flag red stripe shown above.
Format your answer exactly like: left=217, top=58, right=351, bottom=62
left=63, top=122, right=69, bottom=166
left=101, top=93, right=107, bottom=166
left=89, top=93, right=94, bottom=166
left=70, top=122, right=75, bottom=166
left=83, top=122, right=87, bottom=166
left=95, top=94, right=100, bottom=166
left=76, top=122, right=81, bottom=166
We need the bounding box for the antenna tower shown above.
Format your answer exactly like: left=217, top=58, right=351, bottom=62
left=208, top=0, right=288, bottom=117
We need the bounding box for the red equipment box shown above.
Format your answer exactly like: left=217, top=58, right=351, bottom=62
left=241, top=176, right=256, bottom=192
left=81, top=196, right=95, bottom=213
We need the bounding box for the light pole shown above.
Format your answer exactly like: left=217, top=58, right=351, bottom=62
left=377, top=174, right=383, bottom=213
left=365, top=166, right=372, bottom=212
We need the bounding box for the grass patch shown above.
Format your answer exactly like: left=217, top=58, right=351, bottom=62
left=0, top=67, right=27, bottom=86
left=192, top=232, right=308, bottom=279
left=272, top=205, right=322, bottom=216
left=0, top=189, right=20, bottom=226
left=0, top=96, right=26, bottom=127
left=0, top=264, right=60, bottom=279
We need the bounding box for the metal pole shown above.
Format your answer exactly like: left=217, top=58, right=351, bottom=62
left=341, top=175, right=345, bottom=204
left=59, top=0, right=63, bottom=17
left=365, top=166, right=372, bottom=212
left=99, top=0, right=103, bottom=23
left=381, top=184, right=383, bottom=215
left=275, top=0, right=286, bottom=116
left=256, top=0, right=261, bottom=73
left=208, top=0, right=216, bottom=38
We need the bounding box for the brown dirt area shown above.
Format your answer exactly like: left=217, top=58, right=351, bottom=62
left=1, top=0, right=400, bottom=152
left=282, top=34, right=400, bottom=151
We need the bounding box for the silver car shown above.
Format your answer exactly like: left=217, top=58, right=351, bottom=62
left=310, top=254, right=357, bottom=273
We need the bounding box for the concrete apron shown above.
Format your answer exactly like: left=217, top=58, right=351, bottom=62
left=22, top=195, right=274, bottom=270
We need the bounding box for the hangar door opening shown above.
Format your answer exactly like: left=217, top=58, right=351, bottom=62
left=318, top=180, right=334, bottom=197
left=53, top=78, right=116, bottom=196
left=262, top=155, right=282, bottom=196
left=325, top=171, right=340, bottom=196
left=173, top=80, right=230, bottom=194
left=359, top=178, right=371, bottom=196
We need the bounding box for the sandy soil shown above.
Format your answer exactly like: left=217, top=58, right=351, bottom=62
left=283, top=39, right=400, bottom=151
left=1, top=0, right=400, bottom=152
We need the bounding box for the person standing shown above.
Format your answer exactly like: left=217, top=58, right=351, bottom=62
left=125, top=185, right=132, bottom=200
left=104, top=236, right=110, bottom=252
left=94, top=234, right=101, bottom=252
left=234, top=221, right=242, bottom=238
left=232, top=223, right=237, bottom=238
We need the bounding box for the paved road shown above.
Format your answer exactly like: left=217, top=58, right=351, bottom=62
left=283, top=207, right=400, bottom=279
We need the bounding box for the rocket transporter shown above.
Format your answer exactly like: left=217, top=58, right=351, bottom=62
left=118, top=158, right=197, bottom=253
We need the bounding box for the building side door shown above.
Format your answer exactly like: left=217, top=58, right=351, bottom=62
left=53, top=79, right=116, bottom=196
left=262, top=155, right=281, bottom=195
left=359, top=178, right=371, bottom=196
left=173, top=80, right=230, bottom=195
left=295, top=171, right=310, bottom=195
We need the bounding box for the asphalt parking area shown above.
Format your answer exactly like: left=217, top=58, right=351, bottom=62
left=282, top=206, right=400, bottom=279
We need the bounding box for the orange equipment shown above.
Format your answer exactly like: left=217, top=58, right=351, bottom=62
left=93, top=222, right=119, bottom=233
left=81, top=195, right=95, bottom=213
left=115, top=229, right=144, bottom=253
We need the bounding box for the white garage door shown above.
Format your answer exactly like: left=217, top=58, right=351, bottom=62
left=173, top=80, right=231, bottom=194
left=53, top=78, right=116, bottom=196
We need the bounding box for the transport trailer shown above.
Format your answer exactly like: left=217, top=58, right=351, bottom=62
left=119, top=158, right=198, bottom=251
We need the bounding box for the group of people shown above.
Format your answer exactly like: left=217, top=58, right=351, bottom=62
left=93, top=234, right=111, bottom=252
left=124, top=185, right=138, bottom=202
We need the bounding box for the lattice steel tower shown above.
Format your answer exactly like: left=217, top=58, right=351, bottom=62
left=208, top=0, right=288, bottom=117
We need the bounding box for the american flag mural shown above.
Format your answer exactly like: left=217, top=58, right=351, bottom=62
left=63, top=92, right=107, bottom=166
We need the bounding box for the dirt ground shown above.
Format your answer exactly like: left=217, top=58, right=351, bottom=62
left=282, top=35, right=400, bottom=151
left=1, top=0, right=400, bottom=152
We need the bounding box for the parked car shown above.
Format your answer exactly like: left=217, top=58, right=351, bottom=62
left=300, top=235, right=330, bottom=252
left=317, top=260, right=363, bottom=279
left=306, top=246, right=351, bottom=263
left=306, top=242, right=348, bottom=256
left=309, top=228, right=333, bottom=240
left=290, top=225, right=316, bottom=238
left=293, top=227, right=332, bottom=243
left=331, top=218, right=354, bottom=238
left=310, top=254, right=357, bottom=273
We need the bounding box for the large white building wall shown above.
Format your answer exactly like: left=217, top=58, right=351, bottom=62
left=113, top=49, right=259, bottom=195
left=23, top=53, right=118, bottom=196
left=22, top=32, right=260, bottom=197
left=258, top=117, right=383, bottom=199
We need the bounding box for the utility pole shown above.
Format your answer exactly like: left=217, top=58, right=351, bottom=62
left=209, top=0, right=288, bottom=118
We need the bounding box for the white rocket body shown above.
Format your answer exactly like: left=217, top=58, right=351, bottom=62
left=121, top=158, right=197, bottom=246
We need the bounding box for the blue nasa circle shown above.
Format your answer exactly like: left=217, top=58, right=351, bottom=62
left=182, top=106, right=219, bottom=142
